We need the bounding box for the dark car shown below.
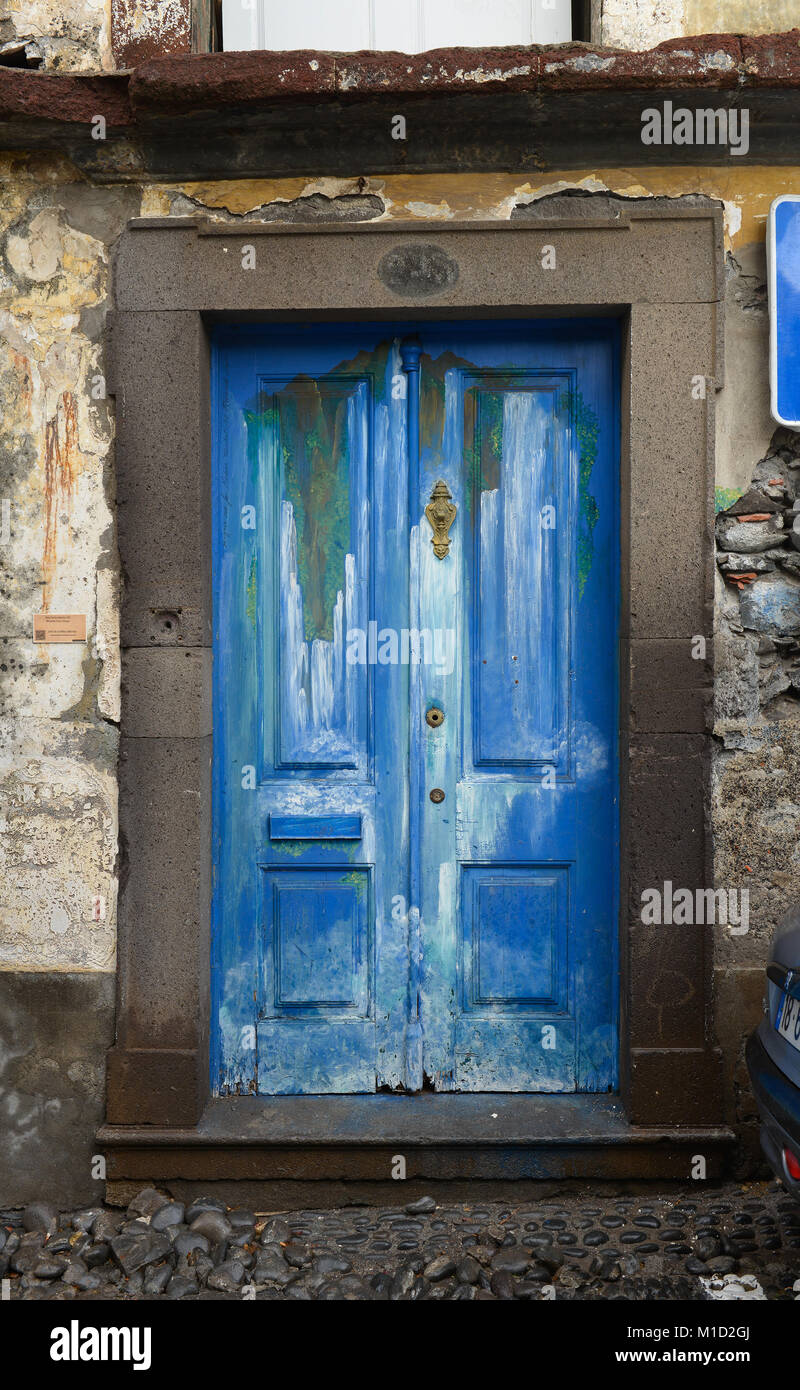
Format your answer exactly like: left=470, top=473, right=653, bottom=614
left=747, top=905, right=800, bottom=1196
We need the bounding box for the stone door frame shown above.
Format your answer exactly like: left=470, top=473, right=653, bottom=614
left=103, top=203, right=725, bottom=1175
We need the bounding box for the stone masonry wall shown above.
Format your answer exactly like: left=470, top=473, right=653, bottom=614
left=1, top=153, right=795, bottom=1198
left=2, top=0, right=798, bottom=74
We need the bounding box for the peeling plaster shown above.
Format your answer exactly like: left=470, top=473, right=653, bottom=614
left=0, top=0, right=113, bottom=71
left=0, top=167, right=123, bottom=974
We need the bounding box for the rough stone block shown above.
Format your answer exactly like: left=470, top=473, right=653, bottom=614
left=117, top=736, right=211, bottom=1051
left=0, top=970, right=115, bottom=1208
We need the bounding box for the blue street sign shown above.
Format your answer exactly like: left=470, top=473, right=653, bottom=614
left=769, top=195, right=800, bottom=428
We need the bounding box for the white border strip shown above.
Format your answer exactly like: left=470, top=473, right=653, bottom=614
left=768, top=193, right=800, bottom=429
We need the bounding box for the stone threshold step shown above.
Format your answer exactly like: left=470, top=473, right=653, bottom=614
left=99, top=1095, right=735, bottom=1190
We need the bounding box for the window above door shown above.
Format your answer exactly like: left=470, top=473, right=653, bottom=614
left=221, top=0, right=573, bottom=53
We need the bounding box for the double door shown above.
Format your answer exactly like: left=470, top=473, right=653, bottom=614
left=211, top=320, right=619, bottom=1094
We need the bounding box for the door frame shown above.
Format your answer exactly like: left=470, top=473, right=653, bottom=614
left=103, top=203, right=725, bottom=1172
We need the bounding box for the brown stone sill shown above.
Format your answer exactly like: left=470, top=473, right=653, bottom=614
left=4, top=30, right=800, bottom=130
left=99, top=1095, right=735, bottom=1195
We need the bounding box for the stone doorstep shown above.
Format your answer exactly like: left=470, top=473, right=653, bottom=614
left=98, top=1094, right=735, bottom=1196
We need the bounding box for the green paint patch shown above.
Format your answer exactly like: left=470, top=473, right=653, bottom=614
left=246, top=553, right=257, bottom=632
left=561, top=390, right=600, bottom=599
left=477, top=391, right=504, bottom=493
left=715, top=486, right=743, bottom=515
left=339, top=868, right=367, bottom=897
left=247, top=381, right=355, bottom=645
left=269, top=841, right=359, bottom=860
left=280, top=381, right=353, bottom=644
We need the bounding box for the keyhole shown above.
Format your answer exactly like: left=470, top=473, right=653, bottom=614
left=426, top=707, right=444, bottom=728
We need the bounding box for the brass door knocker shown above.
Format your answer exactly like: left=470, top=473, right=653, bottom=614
left=425, top=480, right=457, bottom=559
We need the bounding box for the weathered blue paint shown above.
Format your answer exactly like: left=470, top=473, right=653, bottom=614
left=269, top=814, right=363, bottom=840
left=211, top=320, right=619, bottom=1095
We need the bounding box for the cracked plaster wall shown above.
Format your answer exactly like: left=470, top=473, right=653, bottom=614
left=0, top=154, right=797, bottom=1194
left=598, top=1, right=800, bottom=48
left=0, top=0, right=112, bottom=71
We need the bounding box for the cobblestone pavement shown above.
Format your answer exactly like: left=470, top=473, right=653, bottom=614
left=3, top=1181, right=800, bottom=1301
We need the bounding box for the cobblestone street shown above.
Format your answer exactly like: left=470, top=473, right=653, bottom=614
left=3, top=1181, right=800, bottom=1301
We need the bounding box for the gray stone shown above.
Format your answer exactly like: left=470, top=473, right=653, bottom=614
left=72, top=1208, right=103, bottom=1234
left=174, top=1231, right=211, bottom=1257
left=207, top=1260, right=246, bottom=1292
left=33, top=1256, right=68, bottom=1279
left=93, top=1212, right=123, bottom=1241
left=390, top=1266, right=417, bottom=1299
left=150, top=1201, right=185, bottom=1231
left=590, top=1255, right=621, bottom=1281
left=165, top=1274, right=197, bottom=1299
left=228, top=1209, right=256, bottom=1232
left=189, top=1211, right=232, bottom=1244
left=456, top=1256, right=481, bottom=1285
left=490, top=1246, right=529, bottom=1275
left=68, top=1233, right=92, bottom=1260
left=253, top=1254, right=297, bottom=1288
left=143, top=1262, right=173, bottom=1295
left=705, top=1256, right=738, bottom=1274
left=0, top=971, right=115, bottom=1208
left=192, top=1252, right=215, bottom=1286
left=694, top=1233, right=723, bottom=1261
left=739, top=573, right=800, bottom=637
left=514, top=1280, right=545, bottom=1298
left=717, top=551, right=781, bottom=574
left=110, top=1231, right=172, bottom=1275
left=185, top=1196, right=227, bottom=1222
left=22, top=1203, right=58, bottom=1236
left=259, top=1217, right=291, bottom=1245
left=423, top=1255, right=456, bottom=1282
left=317, top=1275, right=372, bottom=1300
left=61, top=1258, right=90, bottom=1285
left=716, top=515, right=785, bottom=553
left=490, top=1270, right=516, bottom=1299
left=127, top=1188, right=170, bottom=1220
left=84, top=1242, right=111, bottom=1269
left=120, top=1219, right=151, bottom=1236
left=405, top=1196, right=436, bottom=1215
left=11, top=1242, right=45, bottom=1275
left=311, top=1254, right=352, bottom=1278
left=282, top=1242, right=310, bottom=1268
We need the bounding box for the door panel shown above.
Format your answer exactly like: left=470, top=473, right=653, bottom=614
left=211, top=320, right=619, bottom=1096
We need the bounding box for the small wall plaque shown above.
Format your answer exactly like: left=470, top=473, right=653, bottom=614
left=33, top=614, right=87, bottom=643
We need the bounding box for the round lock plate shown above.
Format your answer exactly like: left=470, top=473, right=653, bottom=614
left=429, top=788, right=445, bottom=804
left=426, top=707, right=444, bottom=728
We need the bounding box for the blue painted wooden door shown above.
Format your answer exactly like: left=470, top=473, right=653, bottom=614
left=212, top=321, right=618, bottom=1094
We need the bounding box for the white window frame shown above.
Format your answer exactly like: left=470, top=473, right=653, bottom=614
left=222, top=0, right=572, bottom=54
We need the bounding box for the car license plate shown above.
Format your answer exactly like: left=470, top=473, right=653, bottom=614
left=775, top=989, right=800, bottom=1054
